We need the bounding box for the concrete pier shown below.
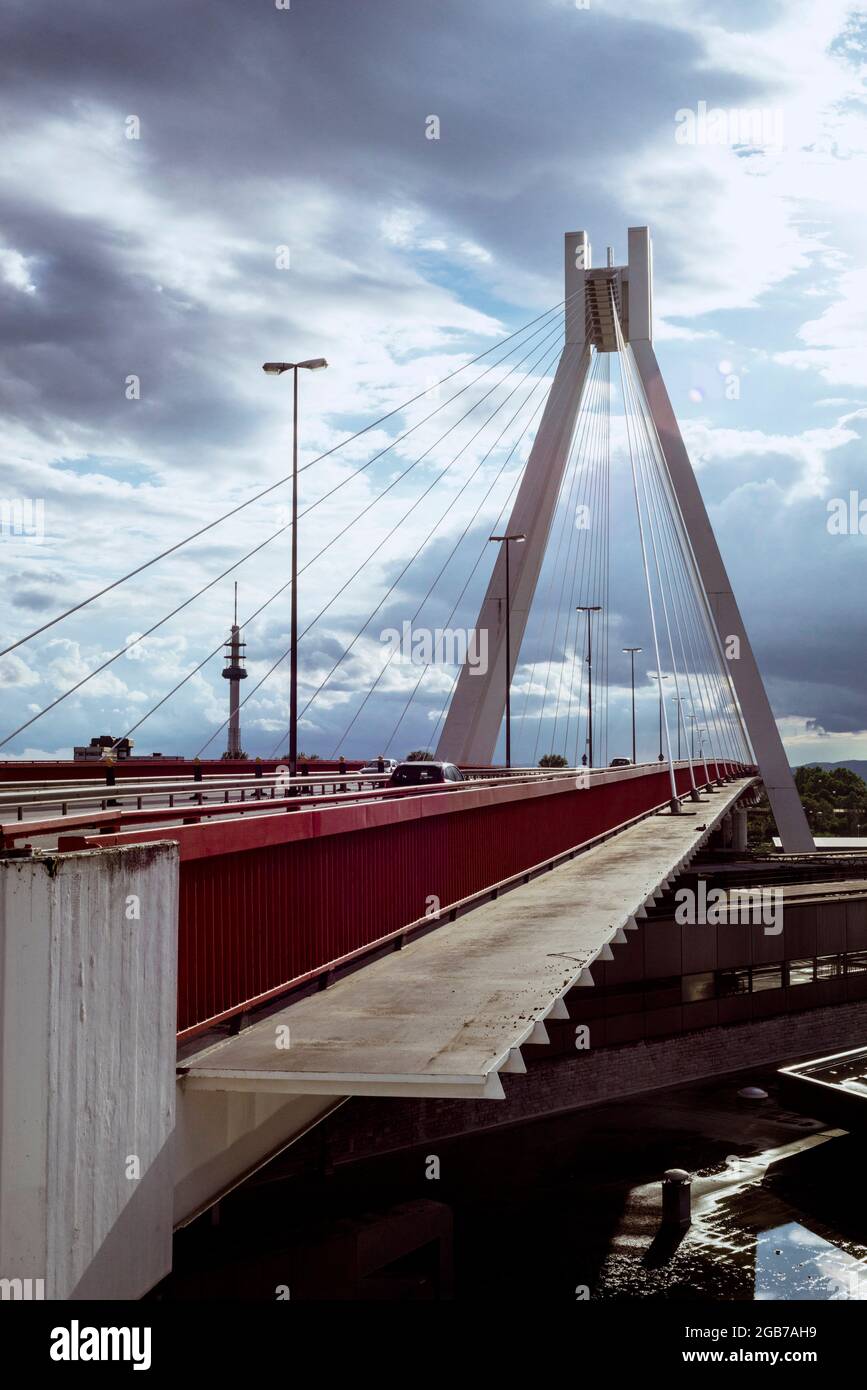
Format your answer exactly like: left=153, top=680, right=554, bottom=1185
left=0, top=843, right=178, bottom=1299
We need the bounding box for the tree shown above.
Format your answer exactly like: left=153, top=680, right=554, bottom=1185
left=539, top=753, right=568, bottom=768
left=406, top=749, right=434, bottom=761
left=749, top=765, right=867, bottom=848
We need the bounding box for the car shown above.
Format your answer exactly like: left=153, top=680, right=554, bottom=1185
left=388, top=760, right=464, bottom=786
left=609, top=757, right=633, bottom=767
left=359, top=757, right=399, bottom=776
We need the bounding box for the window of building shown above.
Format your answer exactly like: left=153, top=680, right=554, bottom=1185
left=845, top=951, right=867, bottom=975
left=717, top=968, right=750, bottom=997
left=751, top=964, right=784, bottom=993
left=816, top=954, right=844, bottom=979
left=787, top=958, right=815, bottom=986
left=682, top=972, right=716, bottom=1004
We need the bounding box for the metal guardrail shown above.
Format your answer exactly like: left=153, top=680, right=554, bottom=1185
left=0, top=771, right=396, bottom=825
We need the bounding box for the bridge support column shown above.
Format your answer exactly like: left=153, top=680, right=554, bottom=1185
left=732, top=805, right=748, bottom=852
left=0, top=843, right=178, bottom=1299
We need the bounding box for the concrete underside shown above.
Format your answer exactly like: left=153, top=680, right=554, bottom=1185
left=181, top=779, right=754, bottom=1103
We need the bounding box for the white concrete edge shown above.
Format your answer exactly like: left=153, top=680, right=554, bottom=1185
left=182, top=1070, right=506, bottom=1100
left=500, top=1047, right=527, bottom=1074
left=544, top=998, right=570, bottom=1021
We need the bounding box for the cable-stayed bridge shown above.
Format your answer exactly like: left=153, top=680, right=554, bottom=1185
left=0, top=227, right=826, bottom=1300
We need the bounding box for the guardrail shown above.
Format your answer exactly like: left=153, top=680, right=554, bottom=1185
left=0, top=757, right=364, bottom=786
left=0, top=770, right=392, bottom=824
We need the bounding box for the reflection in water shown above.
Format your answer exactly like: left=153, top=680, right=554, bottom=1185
left=755, top=1223, right=867, bottom=1300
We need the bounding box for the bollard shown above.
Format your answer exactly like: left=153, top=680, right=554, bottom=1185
left=662, top=1168, right=691, bottom=1231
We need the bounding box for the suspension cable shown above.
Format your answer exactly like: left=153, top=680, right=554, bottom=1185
left=0, top=297, right=577, bottom=661
left=324, top=343, right=564, bottom=757
left=195, top=328, right=566, bottom=756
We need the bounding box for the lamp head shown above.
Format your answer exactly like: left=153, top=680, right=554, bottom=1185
left=262, top=359, right=328, bottom=375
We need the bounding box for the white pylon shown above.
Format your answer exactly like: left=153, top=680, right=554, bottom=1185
left=436, top=225, right=814, bottom=854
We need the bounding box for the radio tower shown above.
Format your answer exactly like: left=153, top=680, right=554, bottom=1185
left=222, top=583, right=248, bottom=759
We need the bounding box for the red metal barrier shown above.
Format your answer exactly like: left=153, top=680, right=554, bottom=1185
left=165, top=762, right=750, bottom=1039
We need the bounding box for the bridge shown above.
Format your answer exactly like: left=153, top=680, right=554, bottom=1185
left=0, top=225, right=830, bottom=1301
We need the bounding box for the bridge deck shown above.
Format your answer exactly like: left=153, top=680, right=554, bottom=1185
left=182, top=778, right=754, bottom=1101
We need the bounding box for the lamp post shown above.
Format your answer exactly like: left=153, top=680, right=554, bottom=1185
left=623, top=647, right=642, bottom=764
left=262, top=358, right=328, bottom=777
left=489, top=533, right=525, bottom=768
left=650, top=671, right=672, bottom=761
left=577, top=605, right=602, bottom=767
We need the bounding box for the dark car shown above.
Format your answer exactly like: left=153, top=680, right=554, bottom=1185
left=388, top=760, right=464, bottom=786
left=609, top=757, right=633, bottom=768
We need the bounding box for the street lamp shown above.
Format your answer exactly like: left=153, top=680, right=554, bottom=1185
left=262, top=358, right=329, bottom=776
left=649, top=671, right=672, bottom=761
left=577, top=605, right=602, bottom=767
left=489, top=533, right=525, bottom=768
left=623, top=647, right=642, bottom=764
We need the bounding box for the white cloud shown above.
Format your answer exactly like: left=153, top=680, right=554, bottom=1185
left=776, top=269, right=867, bottom=387
left=0, top=245, right=36, bottom=294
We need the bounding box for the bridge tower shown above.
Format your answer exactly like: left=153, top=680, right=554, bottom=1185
left=435, top=226, right=814, bottom=853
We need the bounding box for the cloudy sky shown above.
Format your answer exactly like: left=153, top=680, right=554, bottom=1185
left=1, top=0, right=865, bottom=766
